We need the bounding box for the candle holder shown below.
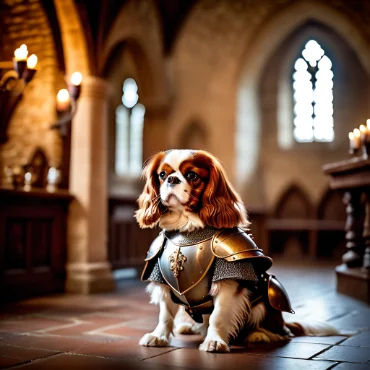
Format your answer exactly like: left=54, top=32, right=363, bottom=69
left=49, top=73, right=82, bottom=189
left=349, top=147, right=360, bottom=156
left=362, top=134, right=370, bottom=160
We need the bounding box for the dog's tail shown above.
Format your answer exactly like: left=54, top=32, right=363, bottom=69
left=285, top=320, right=339, bottom=337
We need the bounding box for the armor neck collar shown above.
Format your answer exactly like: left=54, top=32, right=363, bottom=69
left=164, top=226, right=220, bottom=246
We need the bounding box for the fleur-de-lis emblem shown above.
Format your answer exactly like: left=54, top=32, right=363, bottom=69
left=169, top=247, right=187, bottom=278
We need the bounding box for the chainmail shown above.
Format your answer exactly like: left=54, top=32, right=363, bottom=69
left=147, top=258, right=257, bottom=284
left=164, top=226, right=219, bottom=246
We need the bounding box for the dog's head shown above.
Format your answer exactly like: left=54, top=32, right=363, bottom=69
left=135, top=149, right=250, bottom=232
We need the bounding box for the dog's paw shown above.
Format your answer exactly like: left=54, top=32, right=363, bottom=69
left=199, top=338, right=230, bottom=352
left=176, top=323, right=196, bottom=335
left=139, top=333, right=169, bottom=347
left=247, top=331, right=271, bottom=343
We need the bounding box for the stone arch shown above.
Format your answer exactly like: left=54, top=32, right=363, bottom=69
left=178, top=119, right=208, bottom=150
left=100, top=0, right=168, bottom=108
left=100, top=0, right=169, bottom=161
left=53, top=0, right=91, bottom=77
left=236, top=0, right=370, bottom=189
left=273, top=183, right=313, bottom=220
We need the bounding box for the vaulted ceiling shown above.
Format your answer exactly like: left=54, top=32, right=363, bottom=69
left=41, top=0, right=197, bottom=74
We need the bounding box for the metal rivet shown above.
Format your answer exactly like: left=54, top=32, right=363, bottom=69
left=215, top=241, right=218, bottom=244
left=199, top=246, right=203, bottom=250
left=200, top=270, right=203, bottom=274
left=233, top=256, right=236, bottom=260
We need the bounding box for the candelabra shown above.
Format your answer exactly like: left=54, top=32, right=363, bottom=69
left=49, top=72, right=82, bottom=189
left=0, top=44, right=38, bottom=143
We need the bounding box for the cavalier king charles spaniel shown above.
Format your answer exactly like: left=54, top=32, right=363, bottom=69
left=135, top=149, right=337, bottom=352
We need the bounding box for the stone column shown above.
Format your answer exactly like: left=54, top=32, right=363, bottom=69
left=65, top=76, right=115, bottom=294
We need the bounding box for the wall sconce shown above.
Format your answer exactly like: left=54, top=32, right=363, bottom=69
left=50, top=72, right=82, bottom=188
left=0, top=44, right=38, bottom=143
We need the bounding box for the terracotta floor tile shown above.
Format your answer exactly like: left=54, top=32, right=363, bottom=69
left=339, top=331, right=370, bottom=348
left=71, top=338, right=176, bottom=361
left=332, top=363, right=370, bottom=370
left=0, top=317, right=72, bottom=334
left=143, top=348, right=336, bottom=370
left=9, top=353, right=198, bottom=370
left=315, top=345, right=370, bottom=363
left=101, top=324, right=149, bottom=339
left=291, top=336, right=347, bottom=345
left=0, top=356, right=24, bottom=369
left=329, top=311, right=370, bottom=332
left=245, top=341, right=330, bottom=359
left=2, top=333, right=97, bottom=352
left=0, top=344, right=58, bottom=361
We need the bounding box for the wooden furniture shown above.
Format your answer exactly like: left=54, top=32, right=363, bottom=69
left=323, top=157, right=370, bottom=303
left=108, top=195, right=159, bottom=271
left=0, top=187, right=73, bottom=300
left=266, top=185, right=345, bottom=259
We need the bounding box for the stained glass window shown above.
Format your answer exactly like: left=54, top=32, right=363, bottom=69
left=115, top=78, right=145, bottom=177
left=293, top=40, right=334, bottom=142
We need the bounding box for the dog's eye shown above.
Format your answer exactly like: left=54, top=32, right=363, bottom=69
left=159, top=171, right=167, bottom=180
left=185, top=171, right=198, bottom=181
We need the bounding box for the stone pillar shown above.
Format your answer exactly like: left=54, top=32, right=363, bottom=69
left=65, top=76, right=115, bottom=294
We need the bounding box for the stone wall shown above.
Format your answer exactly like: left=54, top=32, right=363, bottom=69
left=0, top=0, right=64, bottom=177
left=169, top=0, right=370, bottom=209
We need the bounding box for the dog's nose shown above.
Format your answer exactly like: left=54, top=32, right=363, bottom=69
left=167, top=175, right=181, bottom=186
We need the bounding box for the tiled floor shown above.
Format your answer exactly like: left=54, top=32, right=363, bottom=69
left=1, top=260, right=370, bottom=370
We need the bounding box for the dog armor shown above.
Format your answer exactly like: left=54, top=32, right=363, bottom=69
left=142, top=227, right=294, bottom=322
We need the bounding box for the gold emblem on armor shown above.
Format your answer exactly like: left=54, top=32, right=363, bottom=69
left=169, top=247, right=187, bottom=278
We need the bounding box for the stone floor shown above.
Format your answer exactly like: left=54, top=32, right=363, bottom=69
left=1, top=260, right=370, bottom=370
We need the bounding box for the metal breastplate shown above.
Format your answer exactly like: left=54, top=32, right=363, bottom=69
left=158, top=227, right=217, bottom=308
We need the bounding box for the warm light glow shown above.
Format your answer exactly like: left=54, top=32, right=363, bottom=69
left=354, top=128, right=361, bottom=138
left=70, top=72, right=82, bottom=86
left=14, top=44, right=28, bottom=60
left=360, top=124, right=367, bottom=133
left=367, top=119, right=370, bottom=130
left=27, top=54, right=37, bottom=69
left=56, top=89, right=70, bottom=111
left=349, top=132, right=354, bottom=140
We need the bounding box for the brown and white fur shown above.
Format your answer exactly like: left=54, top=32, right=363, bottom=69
left=136, top=149, right=338, bottom=352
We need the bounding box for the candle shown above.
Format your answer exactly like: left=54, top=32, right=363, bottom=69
left=14, top=44, right=28, bottom=61
left=56, top=89, right=70, bottom=112
left=70, top=72, right=82, bottom=86
left=27, top=54, right=37, bottom=70
left=353, top=128, right=361, bottom=149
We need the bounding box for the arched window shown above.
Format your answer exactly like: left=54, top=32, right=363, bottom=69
left=115, top=78, right=145, bottom=177
left=293, top=40, right=334, bottom=142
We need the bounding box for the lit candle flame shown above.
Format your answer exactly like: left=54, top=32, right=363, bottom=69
left=354, top=128, right=361, bottom=138
left=349, top=132, right=354, bottom=140
left=70, top=72, right=82, bottom=86
left=56, top=89, right=70, bottom=111
left=14, top=44, right=28, bottom=60
left=367, top=119, right=370, bottom=130
left=27, top=54, right=37, bottom=69
left=57, top=89, right=70, bottom=103
left=360, top=124, right=367, bottom=133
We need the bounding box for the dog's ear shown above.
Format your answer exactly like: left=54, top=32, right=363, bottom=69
left=198, top=152, right=250, bottom=229
left=135, top=152, right=166, bottom=228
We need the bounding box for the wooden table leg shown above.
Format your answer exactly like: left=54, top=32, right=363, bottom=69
left=362, top=194, right=370, bottom=271
left=342, top=191, right=364, bottom=267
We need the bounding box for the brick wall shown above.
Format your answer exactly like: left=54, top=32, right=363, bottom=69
left=0, top=0, right=64, bottom=179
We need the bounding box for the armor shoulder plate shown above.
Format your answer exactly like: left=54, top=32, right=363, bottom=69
left=144, top=232, right=165, bottom=261
left=268, top=275, right=295, bottom=314
left=212, top=228, right=272, bottom=272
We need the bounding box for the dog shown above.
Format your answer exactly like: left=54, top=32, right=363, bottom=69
left=135, top=149, right=338, bottom=352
